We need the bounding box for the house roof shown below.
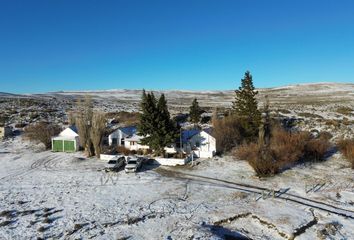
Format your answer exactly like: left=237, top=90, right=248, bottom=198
left=59, top=126, right=79, bottom=138
left=68, top=125, right=78, bottom=134
left=107, top=125, right=137, bottom=137
left=181, top=129, right=200, bottom=143
left=120, top=126, right=137, bottom=136
left=181, top=128, right=215, bottom=143
left=125, top=133, right=143, bottom=142
left=202, top=127, right=215, bottom=138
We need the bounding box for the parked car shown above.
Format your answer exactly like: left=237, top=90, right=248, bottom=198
left=125, top=157, right=143, bottom=173
left=105, top=156, right=125, bottom=170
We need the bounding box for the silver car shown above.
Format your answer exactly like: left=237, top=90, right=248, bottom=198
left=105, top=156, right=125, bottom=170
left=124, top=157, right=143, bottom=173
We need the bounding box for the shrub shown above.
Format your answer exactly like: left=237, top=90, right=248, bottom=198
left=235, top=143, right=280, bottom=176
left=234, top=127, right=331, bottom=176
left=213, top=116, right=244, bottom=154
left=270, top=127, right=310, bottom=166
left=318, top=131, right=333, bottom=141
left=25, top=122, right=61, bottom=149
left=336, top=106, right=353, bottom=116
left=304, top=138, right=331, bottom=162
left=15, top=123, right=28, bottom=128
left=337, top=139, right=354, bottom=169
left=298, top=112, right=323, bottom=119
left=116, top=146, right=131, bottom=155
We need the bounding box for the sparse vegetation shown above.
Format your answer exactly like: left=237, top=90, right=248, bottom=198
left=337, top=139, right=354, bottom=169
left=298, top=112, right=323, bottom=119
left=235, top=125, right=331, bottom=177
left=336, top=106, right=353, bottom=116
left=25, top=122, right=61, bottom=149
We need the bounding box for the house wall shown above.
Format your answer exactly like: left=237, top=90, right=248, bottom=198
left=0, top=127, right=12, bottom=139
left=189, top=131, right=216, bottom=158
left=154, top=157, right=190, bottom=166
left=124, top=140, right=149, bottom=151
left=108, top=129, right=127, bottom=146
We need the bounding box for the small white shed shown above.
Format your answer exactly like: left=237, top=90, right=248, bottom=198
left=52, top=126, right=80, bottom=152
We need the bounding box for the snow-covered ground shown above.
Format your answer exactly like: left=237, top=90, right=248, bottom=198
left=1, top=137, right=354, bottom=239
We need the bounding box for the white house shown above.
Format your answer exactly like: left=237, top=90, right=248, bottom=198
left=52, top=126, right=80, bottom=152
left=189, top=128, right=216, bottom=158
left=108, top=126, right=136, bottom=146
left=181, top=128, right=216, bottom=158
left=116, top=126, right=216, bottom=158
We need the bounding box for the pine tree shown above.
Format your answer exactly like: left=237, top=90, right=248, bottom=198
left=232, top=71, right=261, bottom=141
left=189, top=98, right=201, bottom=124
left=138, top=92, right=179, bottom=156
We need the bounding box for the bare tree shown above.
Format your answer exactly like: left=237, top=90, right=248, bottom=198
left=76, top=96, right=94, bottom=156
left=67, top=111, right=76, bottom=125
left=25, top=122, right=61, bottom=149
left=90, top=112, right=107, bottom=157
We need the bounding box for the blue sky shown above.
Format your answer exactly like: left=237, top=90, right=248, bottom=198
left=0, top=0, right=353, bottom=93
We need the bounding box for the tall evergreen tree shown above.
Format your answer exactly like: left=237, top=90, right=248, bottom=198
left=189, top=98, right=202, bottom=124
left=138, top=91, right=179, bottom=156
left=232, top=71, right=261, bottom=141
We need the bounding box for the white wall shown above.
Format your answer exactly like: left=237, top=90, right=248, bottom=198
left=100, top=154, right=120, bottom=161
left=189, top=131, right=216, bottom=158
left=124, top=141, right=149, bottom=151
left=154, top=157, right=190, bottom=166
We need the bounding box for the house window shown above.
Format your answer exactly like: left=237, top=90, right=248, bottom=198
left=130, top=141, right=136, bottom=146
left=112, top=138, right=118, bottom=145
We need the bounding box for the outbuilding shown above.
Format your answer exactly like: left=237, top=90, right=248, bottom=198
left=52, top=126, right=80, bottom=152
left=0, top=126, right=12, bottom=139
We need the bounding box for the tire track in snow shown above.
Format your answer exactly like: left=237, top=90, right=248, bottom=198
left=156, top=168, right=354, bottom=220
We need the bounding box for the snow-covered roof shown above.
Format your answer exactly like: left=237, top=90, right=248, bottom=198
left=58, top=125, right=79, bottom=138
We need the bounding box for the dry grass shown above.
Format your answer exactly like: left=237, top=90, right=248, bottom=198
left=337, top=139, right=354, bottom=169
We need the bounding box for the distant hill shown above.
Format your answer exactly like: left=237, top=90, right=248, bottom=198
left=2, top=82, right=354, bottom=108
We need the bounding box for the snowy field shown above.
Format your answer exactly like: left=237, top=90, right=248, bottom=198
left=1, top=137, right=354, bottom=240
